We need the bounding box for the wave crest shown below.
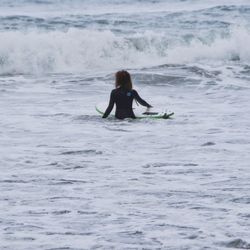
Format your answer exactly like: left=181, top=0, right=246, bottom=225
left=1, top=27, right=250, bottom=74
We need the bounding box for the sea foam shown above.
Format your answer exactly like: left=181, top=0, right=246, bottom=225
left=1, top=27, right=250, bottom=74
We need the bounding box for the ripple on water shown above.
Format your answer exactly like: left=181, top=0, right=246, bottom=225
left=51, top=210, right=71, bottom=215
left=61, top=149, right=102, bottom=155
left=223, top=239, right=250, bottom=249
left=142, top=162, right=198, bottom=168
left=201, top=142, right=216, bottom=146
left=48, top=162, right=90, bottom=170
left=73, top=115, right=102, bottom=122
left=238, top=213, right=250, bottom=218
left=231, top=197, right=250, bottom=204
left=48, top=179, right=88, bottom=185
left=47, top=248, right=83, bottom=250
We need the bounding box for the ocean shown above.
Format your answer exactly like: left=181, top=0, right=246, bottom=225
left=1, top=0, right=250, bottom=249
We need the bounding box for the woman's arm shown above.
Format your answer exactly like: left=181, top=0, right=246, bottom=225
left=102, top=90, right=115, bottom=118
left=133, top=90, right=152, bottom=108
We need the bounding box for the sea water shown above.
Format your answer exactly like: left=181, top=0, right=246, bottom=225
left=1, top=0, right=250, bottom=249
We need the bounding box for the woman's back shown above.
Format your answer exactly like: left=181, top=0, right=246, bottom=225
left=103, top=87, right=151, bottom=119
left=113, top=88, right=134, bottom=109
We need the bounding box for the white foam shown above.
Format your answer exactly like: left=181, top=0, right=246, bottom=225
left=1, top=27, right=250, bottom=74
left=0, top=29, right=167, bottom=74
left=167, top=27, right=250, bottom=64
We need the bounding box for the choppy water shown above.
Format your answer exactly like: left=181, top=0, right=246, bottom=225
left=1, top=0, right=250, bottom=249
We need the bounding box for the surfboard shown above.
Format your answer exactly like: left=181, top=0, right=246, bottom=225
left=95, top=104, right=174, bottom=119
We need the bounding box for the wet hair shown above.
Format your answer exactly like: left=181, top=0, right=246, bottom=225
left=115, top=70, right=133, bottom=90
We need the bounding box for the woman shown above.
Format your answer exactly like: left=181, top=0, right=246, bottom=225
left=102, top=70, right=152, bottom=119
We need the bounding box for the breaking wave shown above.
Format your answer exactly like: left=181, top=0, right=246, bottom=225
left=1, top=27, right=250, bottom=74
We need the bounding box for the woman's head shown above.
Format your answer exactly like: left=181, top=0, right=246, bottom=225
left=115, top=70, right=133, bottom=90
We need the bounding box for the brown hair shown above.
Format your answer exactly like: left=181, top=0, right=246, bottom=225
left=115, top=70, right=133, bottom=90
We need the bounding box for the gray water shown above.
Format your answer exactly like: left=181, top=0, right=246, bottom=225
left=1, top=1, right=250, bottom=249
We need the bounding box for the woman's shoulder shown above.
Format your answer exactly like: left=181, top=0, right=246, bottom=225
left=112, top=87, right=136, bottom=94
left=131, top=89, right=138, bottom=94
left=111, top=88, right=121, bottom=96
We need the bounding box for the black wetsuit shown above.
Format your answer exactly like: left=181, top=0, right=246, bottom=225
left=102, top=88, right=151, bottom=119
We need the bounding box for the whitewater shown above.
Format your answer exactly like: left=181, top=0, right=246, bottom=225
left=1, top=0, right=250, bottom=249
